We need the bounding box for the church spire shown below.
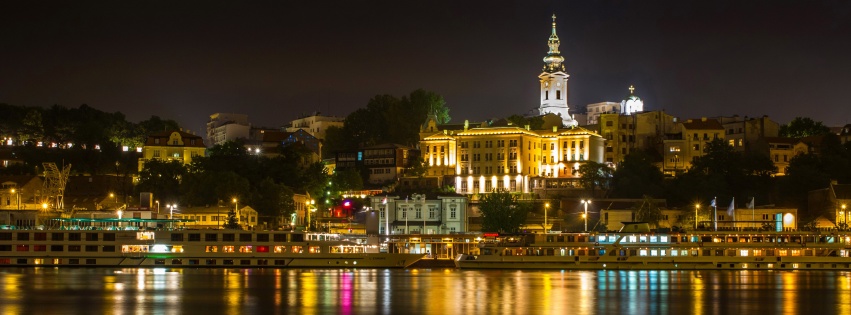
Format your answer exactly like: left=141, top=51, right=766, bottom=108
left=543, top=14, right=565, bottom=73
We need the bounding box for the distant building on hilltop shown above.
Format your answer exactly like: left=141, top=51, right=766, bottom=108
left=206, top=113, right=250, bottom=147
left=286, top=113, right=344, bottom=140
left=139, top=130, right=206, bottom=172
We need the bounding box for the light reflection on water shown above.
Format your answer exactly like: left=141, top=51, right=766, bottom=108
left=1, top=268, right=850, bottom=314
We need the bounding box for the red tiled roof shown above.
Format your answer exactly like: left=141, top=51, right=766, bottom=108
left=144, top=130, right=205, bottom=147
left=682, top=119, right=723, bottom=130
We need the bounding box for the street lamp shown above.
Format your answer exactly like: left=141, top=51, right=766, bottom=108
left=544, top=202, right=550, bottom=233
left=306, top=199, right=315, bottom=231
left=581, top=199, right=591, bottom=232
left=695, top=204, right=701, bottom=230
left=11, top=188, right=19, bottom=210
left=155, top=200, right=160, bottom=214
left=232, top=198, right=239, bottom=225
left=110, top=193, right=115, bottom=207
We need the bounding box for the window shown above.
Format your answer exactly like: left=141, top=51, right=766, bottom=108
left=556, top=90, right=561, bottom=99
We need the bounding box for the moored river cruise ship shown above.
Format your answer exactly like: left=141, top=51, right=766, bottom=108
left=0, top=219, right=423, bottom=268
left=456, top=223, right=851, bottom=270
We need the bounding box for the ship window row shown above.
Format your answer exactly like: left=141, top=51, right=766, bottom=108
left=563, top=235, right=842, bottom=245
left=0, top=258, right=98, bottom=265
left=1, top=245, right=117, bottom=252
left=201, top=245, right=365, bottom=254
left=484, top=247, right=848, bottom=258
left=0, top=232, right=116, bottom=242
left=0, top=232, right=323, bottom=243
left=0, top=258, right=361, bottom=267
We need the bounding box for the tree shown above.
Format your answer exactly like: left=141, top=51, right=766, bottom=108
left=578, top=161, right=613, bottom=197
left=673, top=138, right=776, bottom=208
left=136, top=160, right=187, bottom=204
left=610, top=151, right=664, bottom=198
left=408, top=89, right=450, bottom=124
left=18, top=109, right=44, bottom=143
left=224, top=209, right=242, bottom=229
left=780, top=117, right=830, bottom=138
left=633, top=195, right=663, bottom=228
left=405, top=154, right=429, bottom=177
left=333, top=168, right=364, bottom=192
left=478, top=189, right=531, bottom=233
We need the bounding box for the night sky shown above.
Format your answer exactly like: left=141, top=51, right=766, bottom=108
left=2, top=1, right=850, bottom=135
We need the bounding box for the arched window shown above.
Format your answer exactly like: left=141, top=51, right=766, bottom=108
left=545, top=90, right=549, bottom=100
left=556, top=90, right=561, bottom=100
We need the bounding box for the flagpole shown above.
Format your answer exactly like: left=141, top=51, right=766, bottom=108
left=751, top=197, right=755, bottom=229
left=713, top=197, right=717, bottom=231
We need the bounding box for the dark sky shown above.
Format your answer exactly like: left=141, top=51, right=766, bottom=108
left=2, top=1, right=850, bottom=135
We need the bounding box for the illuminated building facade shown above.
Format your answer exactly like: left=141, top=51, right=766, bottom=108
left=370, top=194, right=468, bottom=235
left=139, top=130, right=206, bottom=172
left=420, top=114, right=604, bottom=195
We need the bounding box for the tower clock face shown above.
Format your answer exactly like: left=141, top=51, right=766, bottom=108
left=556, top=82, right=561, bottom=87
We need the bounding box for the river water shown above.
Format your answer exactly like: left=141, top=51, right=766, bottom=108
left=1, top=267, right=849, bottom=314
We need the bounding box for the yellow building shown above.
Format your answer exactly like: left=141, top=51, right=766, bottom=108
left=174, top=205, right=258, bottom=230
left=599, top=110, right=679, bottom=164
left=420, top=114, right=605, bottom=195
left=139, top=130, right=206, bottom=171
left=663, top=118, right=724, bottom=176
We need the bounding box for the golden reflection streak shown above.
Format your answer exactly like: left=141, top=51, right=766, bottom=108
left=691, top=272, right=704, bottom=315
left=225, top=270, right=242, bottom=314
left=0, top=273, right=21, bottom=315
left=300, top=271, right=317, bottom=315
left=839, top=272, right=851, bottom=315
left=274, top=269, right=282, bottom=308
left=578, top=271, right=592, bottom=315
left=542, top=273, right=552, bottom=313
left=782, top=272, right=796, bottom=315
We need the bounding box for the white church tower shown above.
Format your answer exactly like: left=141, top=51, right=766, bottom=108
left=538, top=14, right=577, bottom=127
left=621, top=85, right=644, bottom=115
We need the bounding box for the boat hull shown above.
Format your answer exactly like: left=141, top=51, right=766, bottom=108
left=455, top=254, right=851, bottom=270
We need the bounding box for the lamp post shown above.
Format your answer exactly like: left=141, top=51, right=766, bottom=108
left=844, top=204, right=848, bottom=229
left=544, top=202, right=550, bottom=233
left=695, top=204, right=700, bottom=230
left=155, top=200, right=160, bottom=214
left=11, top=189, right=19, bottom=210
left=306, top=199, right=315, bottom=231
left=110, top=193, right=115, bottom=208
left=232, top=198, right=239, bottom=225
left=581, top=199, right=591, bottom=232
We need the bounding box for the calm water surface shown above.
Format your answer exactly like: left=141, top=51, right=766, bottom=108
left=1, top=267, right=850, bottom=314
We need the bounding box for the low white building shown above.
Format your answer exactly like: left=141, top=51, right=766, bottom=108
left=206, top=113, right=250, bottom=147
left=369, top=194, right=468, bottom=235
left=286, top=113, right=344, bottom=140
